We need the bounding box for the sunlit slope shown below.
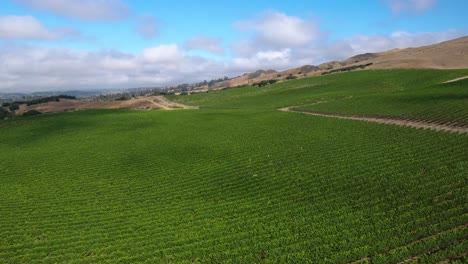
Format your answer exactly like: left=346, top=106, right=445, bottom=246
left=170, top=69, right=468, bottom=125
left=1, top=69, right=467, bottom=263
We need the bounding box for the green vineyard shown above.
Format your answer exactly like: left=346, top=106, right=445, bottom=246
left=1, top=69, right=467, bottom=263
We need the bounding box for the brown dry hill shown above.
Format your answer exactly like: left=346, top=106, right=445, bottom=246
left=16, top=96, right=196, bottom=115
left=358, top=36, right=468, bottom=69
left=203, top=36, right=468, bottom=90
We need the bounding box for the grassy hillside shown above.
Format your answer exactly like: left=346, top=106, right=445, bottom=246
left=1, top=70, right=467, bottom=263
left=170, top=69, right=468, bottom=125
left=294, top=74, right=468, bottom=125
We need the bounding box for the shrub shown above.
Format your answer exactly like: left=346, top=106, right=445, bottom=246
left=26, top=95, right=77, bottom=106
left=0, top=107, right=10, bottom=119
left=22, top=110, right=42, bottom=117
left=253, top=80, right=277, bottom=87
left=9, top=103, right=19, bottom=111
left=285, top=74, right=297, bottom=80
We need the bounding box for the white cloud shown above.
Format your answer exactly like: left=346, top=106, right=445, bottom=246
left=0, top=44, right=229, bottom=93
left=229, top=28, right=466, bottom=73
left=343, top=29, right=464, bottom=55
left=235, top=10, right=321, bottom=48
left=141, top=44, right=184, bottom=63
left=184, top=36, right=224, bottom=55
left=231, top=49, right=291, bottom=71
left=15, top=0, right=129, bottom=20
left=230, top=40, right=258, bottom=57
left=228, top=10, right=325, bottom=71
left=387, top=0, right=437, bottom=14
left=0, top=15, right=56, bottom=40
left=230, top=11, right=465, bottom=70
left=0, top=15, right=89, bottom=41
left=0, top=25, right=465, bottom=93
left=136, top=14, right=159, bottom=39
left=281, top=29, right=465, bottom=66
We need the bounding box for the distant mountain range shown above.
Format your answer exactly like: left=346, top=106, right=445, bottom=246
left=0, top=87, right=161, bottom=100
left=0, top=90, right=103, bottom=100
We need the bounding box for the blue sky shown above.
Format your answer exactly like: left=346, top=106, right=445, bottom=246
left=0, top=0, right=467, bottom=92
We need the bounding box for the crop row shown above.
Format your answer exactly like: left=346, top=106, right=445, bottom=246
left=0, top=108, right=467, bottom=262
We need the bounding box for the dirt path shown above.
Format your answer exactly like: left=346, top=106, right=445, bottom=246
left=443, top=76, right=468, bottom=83
left=151, top=96, right=198, bottom=110
left=146, top=99, right=167, bottom=109
left=279, top=106, right=468, bottom=134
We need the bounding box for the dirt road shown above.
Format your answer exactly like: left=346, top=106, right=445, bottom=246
left=279, top=106, right=468, bottom=134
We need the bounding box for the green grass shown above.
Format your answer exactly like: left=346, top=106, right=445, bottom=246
left=1, top=69, right=467, bottom=263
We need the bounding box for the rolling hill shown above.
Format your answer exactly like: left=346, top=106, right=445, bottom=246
left=207, top=36, right=468, bottom=89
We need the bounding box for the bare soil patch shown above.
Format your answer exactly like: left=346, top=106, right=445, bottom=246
left=16, top=96, right=197, bottom=115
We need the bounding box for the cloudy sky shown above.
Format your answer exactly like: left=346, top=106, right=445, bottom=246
left=0, top=0, right=467, bottom=92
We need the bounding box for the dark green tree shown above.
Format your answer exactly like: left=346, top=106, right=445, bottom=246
left=9, top=103, right=19, bottom=111
left=0, top=107, right=10, bottom=119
